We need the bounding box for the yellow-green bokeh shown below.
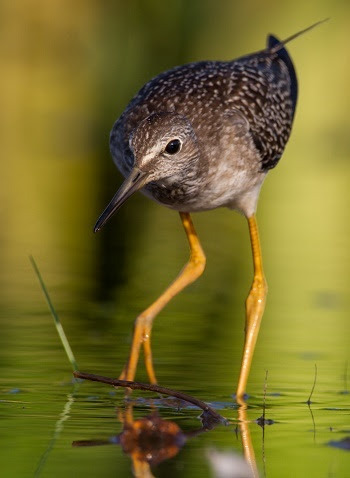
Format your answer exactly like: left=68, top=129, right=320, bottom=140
left=1, top=1, right=349, bottom=477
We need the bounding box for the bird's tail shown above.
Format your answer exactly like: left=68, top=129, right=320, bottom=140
left=268, top=18, right=329, bottom=55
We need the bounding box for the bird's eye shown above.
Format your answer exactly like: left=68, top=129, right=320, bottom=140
left=165, top=139, right=181, bottom=155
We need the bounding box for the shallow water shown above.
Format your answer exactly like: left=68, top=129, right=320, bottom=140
left=1, top=196, right=350, bottom=477
left=2, top=2, right=350, bottom=477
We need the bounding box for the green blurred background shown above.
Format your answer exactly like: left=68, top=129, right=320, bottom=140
left=1, top=1, right=350, bottom=477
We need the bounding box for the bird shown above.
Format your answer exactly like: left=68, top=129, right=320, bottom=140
left=94, top=21, right=324, bottom=399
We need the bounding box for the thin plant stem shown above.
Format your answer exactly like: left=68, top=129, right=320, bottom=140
left=30, top=255, right=78, bottom=372
left=307, top=363, right=317, bottom=405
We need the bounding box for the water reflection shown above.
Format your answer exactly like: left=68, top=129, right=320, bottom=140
left=35, top=383, right=80, bottom=478
left=73, top=402, right=216, bottom=478
left=74, top=406, right=186, bottom=477
left=237, top=397, right=259, bottom=478
left=72, top=371, right=261, bottom=477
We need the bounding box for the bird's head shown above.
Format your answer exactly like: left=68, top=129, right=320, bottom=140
left=94, top=112, right=200, bottom=232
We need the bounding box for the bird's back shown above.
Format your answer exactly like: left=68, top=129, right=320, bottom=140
left=226, top=35, right=298, bottom=170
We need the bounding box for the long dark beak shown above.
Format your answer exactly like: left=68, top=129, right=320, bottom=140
left=94, top=167, right=148, bottom=232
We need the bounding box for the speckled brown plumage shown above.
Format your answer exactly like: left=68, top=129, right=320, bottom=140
left=106, top=34, right=297, bottom=218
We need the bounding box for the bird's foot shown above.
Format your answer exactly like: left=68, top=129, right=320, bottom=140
left=118, top=315, right=157, bottom=385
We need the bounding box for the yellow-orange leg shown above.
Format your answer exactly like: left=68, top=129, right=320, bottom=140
left=236, top=214, right=268, bottom=399
left=121, top=212, right=206, bottom=383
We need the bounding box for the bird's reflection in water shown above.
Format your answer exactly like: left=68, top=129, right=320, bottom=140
left=73, top=401, right=214, bottom=477
left=117, top=405, right=186, bottom=475
left=73, top=398, right=262, bottom=478
left=237, top=397, right=259, bottom=478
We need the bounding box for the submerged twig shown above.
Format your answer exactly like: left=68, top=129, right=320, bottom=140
left=308, top=400, right=316, bottom=443
left=73, top=370, right=226, bottom=424
left=307, top=363, right=317, bottom=405
left=30, top=255, right=78, bottom=372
